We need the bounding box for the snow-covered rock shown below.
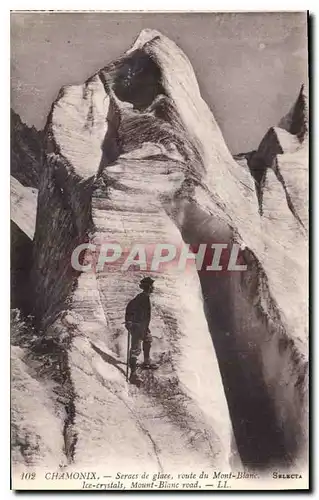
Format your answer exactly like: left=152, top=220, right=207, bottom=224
left=11, top=345, right=65, bottom=470
left=11, top=109, right=43, bottom=188
left=11, top=176, right=37, bottom=240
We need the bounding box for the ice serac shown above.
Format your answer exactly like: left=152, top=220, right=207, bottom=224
left=27, top=29, right=307, bottom=472
left=11, top=176, right=38, bottom=240
left=10, top=110, right=42, bottom=312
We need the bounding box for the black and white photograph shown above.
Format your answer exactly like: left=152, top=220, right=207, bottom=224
left=10, top=11, right=309, bottom=490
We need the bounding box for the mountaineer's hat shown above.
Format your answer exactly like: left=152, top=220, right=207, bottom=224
left=139, top=277, right=155, bottom=289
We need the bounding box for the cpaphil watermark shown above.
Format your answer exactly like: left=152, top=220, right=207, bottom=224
left=71, top=242, right=247, bottom=273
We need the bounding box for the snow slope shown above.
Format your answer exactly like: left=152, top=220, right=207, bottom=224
left=11, top=29, right=308, bottom=476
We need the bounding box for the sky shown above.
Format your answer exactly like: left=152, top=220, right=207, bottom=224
left=11, top=12, right=308, bottom=153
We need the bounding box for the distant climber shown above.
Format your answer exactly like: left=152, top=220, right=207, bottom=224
left=125, top=277, right=158, bottom=385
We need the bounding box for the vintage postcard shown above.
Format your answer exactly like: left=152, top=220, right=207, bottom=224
left=11, top=11, right=309, bottom=491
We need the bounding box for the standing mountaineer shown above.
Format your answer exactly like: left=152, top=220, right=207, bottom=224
left=125, top=277, right=158, bottom=385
